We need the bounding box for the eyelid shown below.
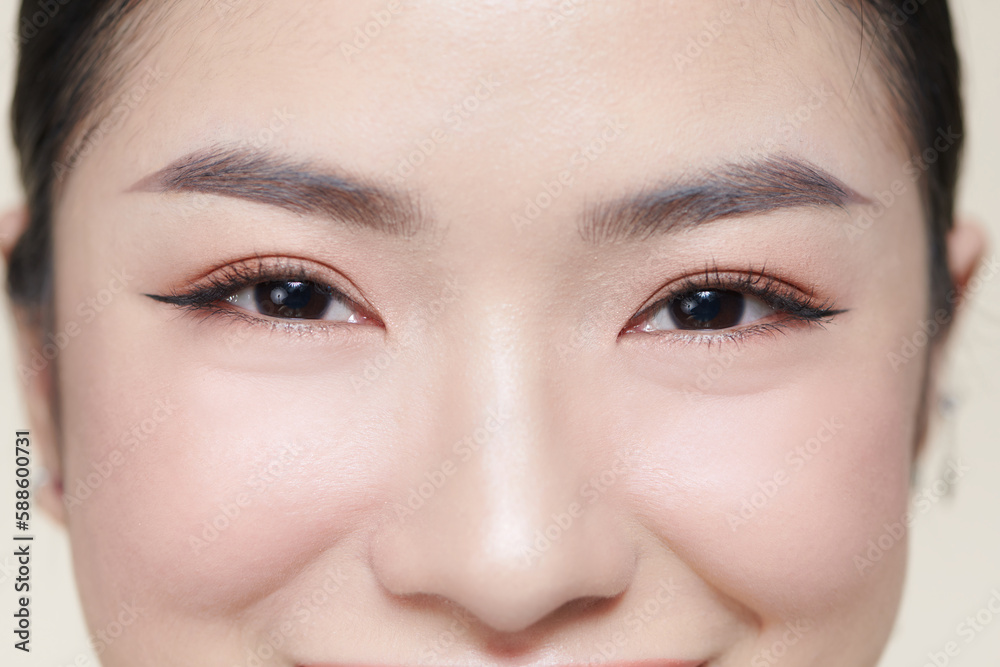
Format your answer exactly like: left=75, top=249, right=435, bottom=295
left=147, top=255, right=382, bottom=324
left=624, top=265, right=844, bottom=335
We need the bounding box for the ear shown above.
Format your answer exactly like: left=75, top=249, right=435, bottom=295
left=1, top=205, right=66, bottom=526
left=913, top=217, right=990, bottom=463
left=944, top=217, right=991, bottom=312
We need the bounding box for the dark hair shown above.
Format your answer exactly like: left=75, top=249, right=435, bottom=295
left=838, top=0, right=964, bottom=327
left=5, top=2, right=963, bottom=327
left=7, top=0, right=165, bottom=326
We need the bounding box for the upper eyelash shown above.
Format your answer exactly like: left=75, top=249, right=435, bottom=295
left=145, top=258, right=352, bottom=316
left=148, top=259, right=844, bottom=346
left=628, top=263, right=847, bottom=341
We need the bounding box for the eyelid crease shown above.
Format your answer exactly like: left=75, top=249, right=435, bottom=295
left=624, top=263, right=847, bottom=341
left=144, top=255, right=377, bottom=324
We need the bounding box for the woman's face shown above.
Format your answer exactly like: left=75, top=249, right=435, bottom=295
left=41, top=1, right=937, bottom=665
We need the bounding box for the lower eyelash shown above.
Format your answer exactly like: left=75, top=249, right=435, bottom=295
left=152, top=292, right=374, bottom=347
left=144, top=257, right=372, bottom=338
left=149, top=259, right=842, bottom=348
left=658, top=319, right=801, bottom=351
left=630, top=262, right=847, bottom=346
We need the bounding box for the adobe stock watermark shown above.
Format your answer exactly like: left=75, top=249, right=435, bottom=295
left=878, top=0, right=932, bottom=31
left=727, top=415, right=845, bottom=532
left=54, top=66, right=166, bottom=182
left=543, top=0, right=587, bottom=28
left=0, top=555, right=18, bottom=588
left=854, top=458, right=969, bottom=576
left=520, top=450, right=632, bottom=566
left=389, top=404, right=512, bottom=524
left=350, top=275, right=462, bottom=392
left=89, top=600, right=145, bottom=660
left=11, top=0, right=72, bottom=45
left=420, top=605, right=477, bottom=662
left=62, top=397, right=178, bottom=510
left=241, top=107, right=295, bottom=151
left=587, top=578, right=679, bottom=663
left=189, top=441, right=305, bottom=555
left=212, top=0, right=252, bottom=22
left=49, top=599, right=146, bottom=666
left=679, top=342, right=753, bottom=402
left=919, top=588, right=1000, bottom=667
left=235, top=567, right=350, bottom=667
left=757, top=83, right=835, bottom=154
left=340, top=0, right=404, bottom=63
left=383, top=75, right=503, bottom=184
left=843, top=125, right=961, bottom=242
left=750, top=618, right=814, bottom=667
left=511, top=117, right=627, bottom=234
left=888, top=253, right=998, bottom=372
left=155, top=109, right=292, bottom=228
left=554, top=244, right=676, bottom=363
left=18, top=268, right=135, bottom=383
left=672, top=0, right=750, bottom=72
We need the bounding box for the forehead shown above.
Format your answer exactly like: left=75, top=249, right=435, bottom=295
left=79, top=0, right=900, bottom=223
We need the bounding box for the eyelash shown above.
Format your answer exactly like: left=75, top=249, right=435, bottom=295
left=624, top=263, right=846, bottom=347
left=146, top=257, right=372, bottom=334
left=148, top=258, right=845, bottom=347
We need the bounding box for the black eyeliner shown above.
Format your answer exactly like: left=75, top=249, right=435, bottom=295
left=629, top=262, right=848, bottom=343
left=145, top=259, right=344, bottom=313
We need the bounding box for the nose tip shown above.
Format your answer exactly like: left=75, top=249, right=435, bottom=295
left=373, top=503, right=635, bottom=634
left=370, top=445, right=636, bottom=635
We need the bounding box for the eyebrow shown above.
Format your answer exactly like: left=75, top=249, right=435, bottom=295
left=579, top=155, right=871, bottom=244
left=128, top=145, right=425, bottom=237
left=132, top=148, right=866, bottom=244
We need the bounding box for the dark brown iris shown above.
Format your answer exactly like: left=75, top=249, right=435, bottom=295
left=254, top=281, right=331, bottom=319
left=669, top=289, right=745, bottom=330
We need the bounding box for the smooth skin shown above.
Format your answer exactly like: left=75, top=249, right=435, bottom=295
left=0, top=1, right=988, bottom=665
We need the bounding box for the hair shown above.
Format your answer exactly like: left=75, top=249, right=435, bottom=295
left=835, top=0, right=964, bottom=328
left=7, top=1, right=165, bottom=327
left=4, top=2, right=963, bottom=396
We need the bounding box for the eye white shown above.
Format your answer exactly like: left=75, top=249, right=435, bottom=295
left=225, top=285, right=360, bottom=322
left=642, top=293, right=774, bottom=332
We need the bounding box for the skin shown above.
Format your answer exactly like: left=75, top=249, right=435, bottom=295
left=0, top=0, right=988, bottom=665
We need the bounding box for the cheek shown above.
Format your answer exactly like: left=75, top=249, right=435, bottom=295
left=58, top=317, right=397, bottom=615
left=623, top=358, right=920, bottom=621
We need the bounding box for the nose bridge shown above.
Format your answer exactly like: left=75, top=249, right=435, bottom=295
left=369, top=294, right=635, bottom=634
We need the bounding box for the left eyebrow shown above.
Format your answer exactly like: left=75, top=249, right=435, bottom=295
left=578, top=154, right=872, bottom=244
left=127, top=145, right=426, bottom=237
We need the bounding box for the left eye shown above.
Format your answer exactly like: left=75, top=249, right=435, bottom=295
left=635, top=289, right=774, bottom=332
left=226, top=280, right=362, bottom=322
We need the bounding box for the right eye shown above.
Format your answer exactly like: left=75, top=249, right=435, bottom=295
left=634, top=288, right=775, bottom=331
left=225, top=279, right=365, bottom=322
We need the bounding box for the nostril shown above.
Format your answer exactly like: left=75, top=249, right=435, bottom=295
left=370, top=504, right=638, bottom=634
left=558, top=592, right=628, bottom=618
left=395, top=594, right=628, bottom=657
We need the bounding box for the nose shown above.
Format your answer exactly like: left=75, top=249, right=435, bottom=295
left=369, top=319, right=636, bottom=635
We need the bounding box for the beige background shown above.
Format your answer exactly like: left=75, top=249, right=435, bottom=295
left=0, top=1, right=996, bottom=665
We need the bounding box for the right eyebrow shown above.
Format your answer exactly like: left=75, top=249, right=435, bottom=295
left=579, top=154, right=872, bottom=244
left=127, top=145, right=427, bottom=238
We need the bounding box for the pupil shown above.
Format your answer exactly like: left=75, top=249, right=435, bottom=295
left=669, top=289, right=744, bottom=330
left=254, top=281, right=330, bottom=319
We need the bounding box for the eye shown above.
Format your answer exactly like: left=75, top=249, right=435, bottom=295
left=621, top=267, right=846, bottom=340
left=146, top=257, right=382, bottom=328
left=635, top=288, right=774, bottom=332
left=225, top=280, right=362, bottom=322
